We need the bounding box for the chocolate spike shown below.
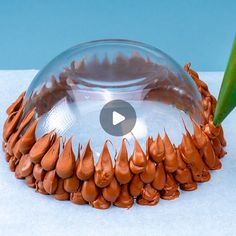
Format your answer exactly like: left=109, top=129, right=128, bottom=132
left=56, top=137, right=75, bottom=179
left=81, top=178, right=99, bottom=202
left=91, top=194, right=111, bottom=209
left=19, top=119, right=38, bottom=154
left=41, top=137, right=60, bottom=171
left=129, top=137, right=147, bottom=174
left=203, top=140, right=222, bottom=170
left=114, top=139, right=132, bottom=184
left=180, top=134, right=210, bottom=182
left=43, top=170, right=58, bottom=194
left=29, top=131, right=54, bottom=163
left=114, top=184, right=134, bottom=208
left=102, top=177, right=121, bottom=202
left=152, top=162, right=166, bottom=190
left=94, top=141, right=114, bottom=188
left=6, top=108, right=36, bottom=155
left=76, top=141, right=94, bottom=181
left=191, top=118, right=208, bottom=149
left=140, top=159, right=156, bottom=184
left=70, top=187, right=87, bottom=205
left=3, top=105, right=24, bottom=141
left=129, top=174, right=144, bottom=197
left=174, top=148, right=197, bottom=191
left=6, top=91, right=25, bottom=115
left=163, top=131, right=178, bottom=173
left=161, top=173, right=180, bottom=200
left=137, top=184, right=160, bottom=206
left=25, top=174, right=36, bottom=188
left=151, top=162, right=166, bottom=190
left=15, top=154, right=33, bottom=179
left=64, top=174, right=80, bottom=193
left=54, top=179, right=69, bottom=201
left=33, top=164, right=45, bottom=181
left=149, top=134, right=165, bottom=162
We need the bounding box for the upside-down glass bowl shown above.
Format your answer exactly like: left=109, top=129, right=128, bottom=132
left=24, top=39, right=203, bottom=160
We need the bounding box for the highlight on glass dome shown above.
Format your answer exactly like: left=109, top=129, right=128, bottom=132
left=3, top=39, right=227, bottom=209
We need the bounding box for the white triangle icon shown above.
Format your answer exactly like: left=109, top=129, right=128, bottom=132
left=112, top=111, right=125, bottom=126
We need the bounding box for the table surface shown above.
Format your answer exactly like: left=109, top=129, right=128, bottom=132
left=0, top=71, right=236, bottom=236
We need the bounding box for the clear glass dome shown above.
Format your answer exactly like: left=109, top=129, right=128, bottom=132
left=24, top=39, right=203, bottom=160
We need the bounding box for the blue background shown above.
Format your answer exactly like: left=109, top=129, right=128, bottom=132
left=0, top=0, right=235, bottom=70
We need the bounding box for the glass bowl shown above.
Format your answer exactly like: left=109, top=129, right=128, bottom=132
left=24, top=39, right=203, bottom=160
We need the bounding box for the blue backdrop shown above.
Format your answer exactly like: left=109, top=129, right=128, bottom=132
left=0, top=0, right=235, bottom=70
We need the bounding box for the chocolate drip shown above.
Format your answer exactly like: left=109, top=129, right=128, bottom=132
left=6, top=91, right=25, bottom=115
left=161, top=173, right=180, bottom=200
left=70, top=187, right=87, bottom=205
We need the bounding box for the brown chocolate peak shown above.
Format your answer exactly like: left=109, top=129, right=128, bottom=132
left=102, top=177, right=121, bottom=202
left=76, top=141, right=94, bottom=181
left=43, top=170, right=58, bottom=194
left=138, top=184, right=160, bottom=206
left=3, top=105, right=24, bottom=141
left=94, top=141, right=114, bottom=188
left=140, top=159, right=156, bottom=184
left=149, top=134, right=165, bottom=163
left=203, top=139, right=222, bottom=170
left=81, top=178, right=99, bottom=202
left=114, top=184, right=134, bottom=208
left=29, top=131, right=54, bottom=163
left=19, top=119, right=38, bottom=154
left=129, top=174, right=144, bottom=197
left=7, top=108, right=36, bottom=155
left=161, top=173, right=180, bottom=200
left=129, top=137, right=147, bottom=174
left=15, top=154, right=33, bottom=179
left=115, top=139, right=132, bottom=184
left=41, top=137, right=60, bottom=171
left=163, top=132, right=178, bottom=173
left=33, top=164, right=45, bottom=181
left=151, top=162, right=166, bottom=191
left=56, top=137, right=75, bottom=179
left=180, top=134, right=210, bottom=182
left=70, top=187, right=87, bottom=205
left=54, top=179, right=69, bottom=201
left=6, top=91, right=25, bottom=115
left=64, top=174, right=80, bottom=193
left=204, top=115, right=220, bottom=139
left=18, top=108, right=36, bottom=131
left=191, top=118, right=208, bottom=149
left=91, top=194, right=111, bottom=210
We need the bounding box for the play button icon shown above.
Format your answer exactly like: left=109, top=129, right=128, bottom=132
left=100, top=100, right=137, bottom=136
left=112, top=111, right=125, bottom=126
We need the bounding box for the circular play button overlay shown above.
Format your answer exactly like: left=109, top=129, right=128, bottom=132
left=100, top=100, right=137, bottom=136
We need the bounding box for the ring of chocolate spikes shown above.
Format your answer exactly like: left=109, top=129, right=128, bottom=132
left=2, top=64, right=227, bottom=209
